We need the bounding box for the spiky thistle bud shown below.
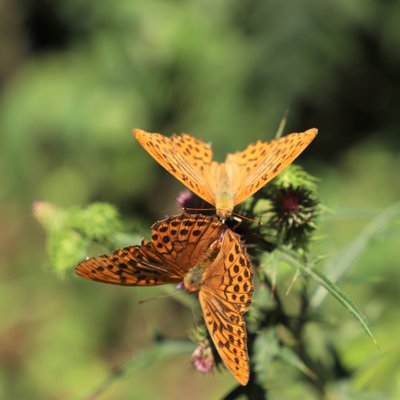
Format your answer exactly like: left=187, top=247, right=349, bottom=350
left=260, top=165, right=319, bottom=250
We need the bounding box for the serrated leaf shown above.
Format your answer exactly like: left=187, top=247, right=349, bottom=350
left=48, top=229, right=88, bottom=273
left=34, top=201, right=132, bottom=274
left=68, top=202, right=122, bottom=242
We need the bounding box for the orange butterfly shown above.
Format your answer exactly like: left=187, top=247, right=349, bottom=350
left=76, top=214, right=253, bottom=385
left=133, top=128, right=318, bottom=219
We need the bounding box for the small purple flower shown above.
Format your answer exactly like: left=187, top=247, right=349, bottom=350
left=176, top=190, right=214, bottom=215
left=176, top=191, right=196, bottom=209
left=191, top=341, right=214, bottom=374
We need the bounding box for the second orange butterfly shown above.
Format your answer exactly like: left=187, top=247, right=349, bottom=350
left=133, top=127, right=317, bottom=219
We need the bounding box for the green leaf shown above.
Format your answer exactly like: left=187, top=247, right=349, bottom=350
left=68, top=202, right=122, bottom=243
left=311, top=201, right=400, bottom=308
left=253, top=328, right=279, bottom=380
left=47, top=229, right=88, bottom=273
left=34, top=201, right=130, bottom=274
left=278, top=347, right=316, bottom=379
left=254, top=328, right=316, bottom=381
left=276, top=249, right=377, bottom=346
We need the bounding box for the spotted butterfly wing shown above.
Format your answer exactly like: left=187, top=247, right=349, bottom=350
left=199, top=230, right=253, bottom=386
left=132, top=128, right=317, bottom=218
left=76, top=214, right=224, bottom=286
left=226, top=128, right=318, bottom=205
left=75, top=214, right=253, bottom=385
left=132, top=129, right=215, bottom=206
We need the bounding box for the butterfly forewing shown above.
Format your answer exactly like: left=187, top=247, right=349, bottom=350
left=75, top=214, right=223, bottom=286
left=227, top=128, right=318, bottom=206
left=75, top=244, right=182, bottom=286
left=133, top=129, right=215, bottom=205
left=133, top=128, right=317, bottom=218
left=149, top=213, right=225, bottom=269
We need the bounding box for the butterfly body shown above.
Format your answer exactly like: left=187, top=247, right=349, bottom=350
left=207, top=162, right=235, bottom=218
left=183, top=264, right=204, bottom=292
left=183, top=239, right=220, bottom=292
left=213, top=191, right=234, bottom=220
left=133, top=128, right=318, bottom=219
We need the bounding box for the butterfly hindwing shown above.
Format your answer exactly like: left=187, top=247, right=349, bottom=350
left=199, top=288, right=250, bottom=386
left=199, top=229, right=253, bottom=385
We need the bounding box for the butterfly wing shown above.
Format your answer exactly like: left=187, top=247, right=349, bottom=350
left=199, top=230, right=253, bottom=385
left=133, top=129, right=216, bottom=206
left=199, top=289, right=250, bottom=385
left=75, top=244, right=181, bottom=286
left=226, top=128, right=318, bottom=206
left=76, top=214, right=224, bottom=286
left=150, top=213, right=225, bottom=270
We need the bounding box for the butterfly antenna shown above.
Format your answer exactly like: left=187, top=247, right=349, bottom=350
left=232, top=212, right=263, bottom=225
left=137, top=289, right=179, bottom=305
left=182, top=207, right=216, bottom=212
left=275, top=109, right=290, bottom=138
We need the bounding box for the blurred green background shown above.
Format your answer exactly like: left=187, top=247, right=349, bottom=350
left=1, top=0, right=399, bottom=399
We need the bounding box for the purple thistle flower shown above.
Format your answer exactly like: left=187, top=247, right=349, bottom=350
left=176, top=190, right=214, bottom=215
left=191, top=341, right=214, bottom=374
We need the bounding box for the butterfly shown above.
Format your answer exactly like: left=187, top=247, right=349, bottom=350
left=132, top=128, right=317, bottom=219
left=76, top=213, right=253, bottom=385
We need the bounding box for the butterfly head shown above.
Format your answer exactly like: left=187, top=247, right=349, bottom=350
left=216, top=208, right=232, bottom=220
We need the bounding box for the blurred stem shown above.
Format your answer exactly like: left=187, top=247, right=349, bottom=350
left=223, top=379, right=267, bottom=400
left=275, top=109, right=289, bottom=138
left=257, top=259, right=342, bottom=399
left=252, top=270, right=328, bottom=399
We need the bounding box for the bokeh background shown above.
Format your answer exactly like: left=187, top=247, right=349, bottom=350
left=1, top=0, right=399, bottom=399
